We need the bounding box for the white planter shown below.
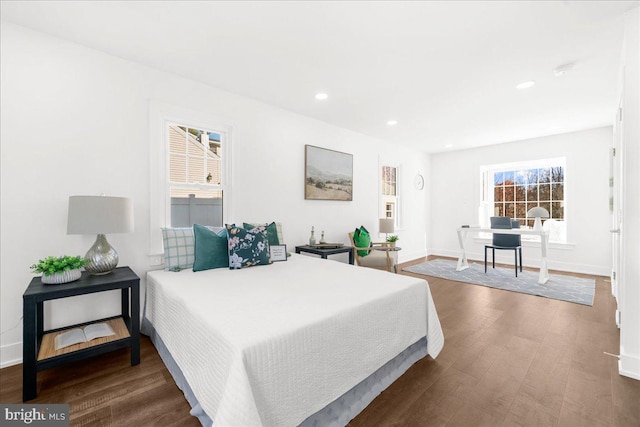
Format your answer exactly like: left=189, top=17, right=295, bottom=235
left=41, top=269, right=82, bottom=285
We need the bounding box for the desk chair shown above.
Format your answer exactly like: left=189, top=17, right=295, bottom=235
left=348, top=232, right=398, bottom=273
left=485, top=216, right=522, bottom=277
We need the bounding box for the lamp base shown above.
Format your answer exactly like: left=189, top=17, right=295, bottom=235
left=533, top=217, right=543, bottom=231
left=84, top=234, right=119, bottom=275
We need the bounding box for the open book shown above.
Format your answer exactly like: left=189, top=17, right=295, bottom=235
left=54, top=322, right=115, bottom=350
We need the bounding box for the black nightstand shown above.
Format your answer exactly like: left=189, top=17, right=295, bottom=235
left=22, top=266, right=140, bottom=401
left=295, top=245, right=355, bottom=265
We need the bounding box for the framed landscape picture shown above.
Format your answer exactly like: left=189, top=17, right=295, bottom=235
left=305, top=145, right=353, bottom=201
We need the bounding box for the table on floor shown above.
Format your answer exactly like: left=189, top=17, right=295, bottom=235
left=456, top=227, right=550, bottom=284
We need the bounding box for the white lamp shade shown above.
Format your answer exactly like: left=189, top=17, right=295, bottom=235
left=379, top=218, right=395, bottom=234
left=67, top=196, right=134, bottom=235
left=527, top=207, right=550, bottom=219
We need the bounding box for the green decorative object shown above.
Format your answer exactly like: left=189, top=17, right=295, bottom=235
left=30, top=255, right=85, bottom=285
left=353, top=226, right=371, bottom=257
left=386, top=235, right=399, bottom=243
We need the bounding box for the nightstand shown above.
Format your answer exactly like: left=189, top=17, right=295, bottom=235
left=22, top=266, right=140, bottom=401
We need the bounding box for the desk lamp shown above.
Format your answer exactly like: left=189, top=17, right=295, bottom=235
left=527, top=207, right=549, bottom=231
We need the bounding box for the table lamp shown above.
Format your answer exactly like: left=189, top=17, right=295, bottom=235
left=379, top=218, right=395, bottom=241
left=527, top=206, right=549, bottom=231
left=67, top=195, right=134, bottom=275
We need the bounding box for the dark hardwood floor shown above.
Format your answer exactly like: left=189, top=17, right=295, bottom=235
left=1, top=256, right=638, bottom=426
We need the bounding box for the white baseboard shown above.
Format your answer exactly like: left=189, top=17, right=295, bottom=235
left=399, top=250, right=427, bottom=264
left=619, top=353, right=640, bottom=380
left=1, top=341, right=22, bottom=368
left=428, top=248, right=610, bottom=277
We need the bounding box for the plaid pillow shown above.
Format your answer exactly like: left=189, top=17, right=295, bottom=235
left=162, top=228, right=195, bottom=271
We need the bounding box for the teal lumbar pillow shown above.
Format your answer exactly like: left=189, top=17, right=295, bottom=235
left=192, top=224, right=229, bottom=272
left=243, top=222, right=280, bottom=247
left=353, top=226, right=371, bottom=257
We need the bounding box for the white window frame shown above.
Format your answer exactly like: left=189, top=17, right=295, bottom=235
left=479, top=157, right=567, bottom=243
left=149, top=102, right=233, bottom=258
left=380, top=162, right=402, bottom=230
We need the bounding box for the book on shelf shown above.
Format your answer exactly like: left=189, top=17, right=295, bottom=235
left=54, top=322, right=115, bottom=350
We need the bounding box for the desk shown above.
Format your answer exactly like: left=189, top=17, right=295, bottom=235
left=456, top=227, right=550, bottom=284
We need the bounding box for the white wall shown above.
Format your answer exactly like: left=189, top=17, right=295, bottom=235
left=0, top=23, right=429, bottom=367
left=429, top=127, right=612, bottom=276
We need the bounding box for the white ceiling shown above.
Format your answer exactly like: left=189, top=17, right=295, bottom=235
left=1, top=1, right=637, bottom=153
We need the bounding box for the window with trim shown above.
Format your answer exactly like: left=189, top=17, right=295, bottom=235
left=381, top=165, right=400, bottom=228
left=167, top=123, right=224, bottom=227
left=481, top=158, right=566, bottom=241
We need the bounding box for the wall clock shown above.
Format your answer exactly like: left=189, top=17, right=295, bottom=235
left=414, top=173, right=425, bottom=190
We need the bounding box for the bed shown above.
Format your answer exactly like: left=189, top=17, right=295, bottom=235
left=142, top=253, right=444, bottom=427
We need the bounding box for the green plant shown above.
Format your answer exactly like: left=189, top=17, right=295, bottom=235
left=30, top=255, right=85, bottom=276
left=386, top=235, right=399, bottom=243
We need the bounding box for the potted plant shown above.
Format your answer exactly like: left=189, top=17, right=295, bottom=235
left=386, top=235, right=399, bottom=248
left=31, top=255, right=85, bottom=285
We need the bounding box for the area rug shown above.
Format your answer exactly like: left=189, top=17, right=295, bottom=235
left=403, top=258, right=595, bottom=306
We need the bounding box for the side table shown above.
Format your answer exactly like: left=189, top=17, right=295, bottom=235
left=295, top=245, right=355, bottom=265
left=22, top=266, right=140, bottom=401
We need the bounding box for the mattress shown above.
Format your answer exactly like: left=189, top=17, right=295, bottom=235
left=143, top=254, right=444, bottom=427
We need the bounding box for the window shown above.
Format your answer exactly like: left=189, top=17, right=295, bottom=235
left=149, top=102, right=232, bottom=259
left=481, top=158, right=566, bottom=241
left=381, top=165, right=400, bottom=227
left=167, top=124, right=224, bottom=227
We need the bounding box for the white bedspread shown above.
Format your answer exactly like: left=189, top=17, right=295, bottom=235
left=144, top=254, right=443, bottom=427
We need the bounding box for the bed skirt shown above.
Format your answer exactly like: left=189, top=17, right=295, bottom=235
left=142, top=317, right=428, bottom=427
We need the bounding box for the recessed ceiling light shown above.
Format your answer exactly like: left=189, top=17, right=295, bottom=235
left=387, top=120, right=398, bottom=126
left=554, top=62, right=575, bottom=77
left=445, top=144, right=453, bottom=148
left=516, top=81, right=536, bottom=90
left=315, top=93, right=328, bottom=100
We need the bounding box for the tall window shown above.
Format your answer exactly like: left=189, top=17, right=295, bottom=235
left=381, top=165, right=400, bottom=227
left=167, top=124, right=224, bottom=227
left=481, top=158, right=566, bottom=240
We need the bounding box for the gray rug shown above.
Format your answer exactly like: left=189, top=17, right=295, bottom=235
left=403, top=259, right=595, bottom=306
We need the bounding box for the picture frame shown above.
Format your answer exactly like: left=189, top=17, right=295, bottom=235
left=270, top=244, right=288, bottom=262
left=305, top=145, right=353, bottom=201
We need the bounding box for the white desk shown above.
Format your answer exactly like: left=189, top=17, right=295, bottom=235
left=456, top=227, right=550, bottom=284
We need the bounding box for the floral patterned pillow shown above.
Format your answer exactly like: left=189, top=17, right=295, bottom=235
left=226, top=224, right=272, bottom=269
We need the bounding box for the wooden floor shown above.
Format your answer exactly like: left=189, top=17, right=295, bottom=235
left=1, top=256, right=638, bottom=426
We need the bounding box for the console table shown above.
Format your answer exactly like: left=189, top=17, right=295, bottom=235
left=456, top=227, right=550, bottom=284
left=22, top=266, right=140, bottom=401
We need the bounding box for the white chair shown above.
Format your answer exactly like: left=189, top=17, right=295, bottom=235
left=348, top=232, right=398, bottom=273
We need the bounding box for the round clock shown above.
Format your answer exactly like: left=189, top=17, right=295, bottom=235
left=414, top=174, right=425, bottom=190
